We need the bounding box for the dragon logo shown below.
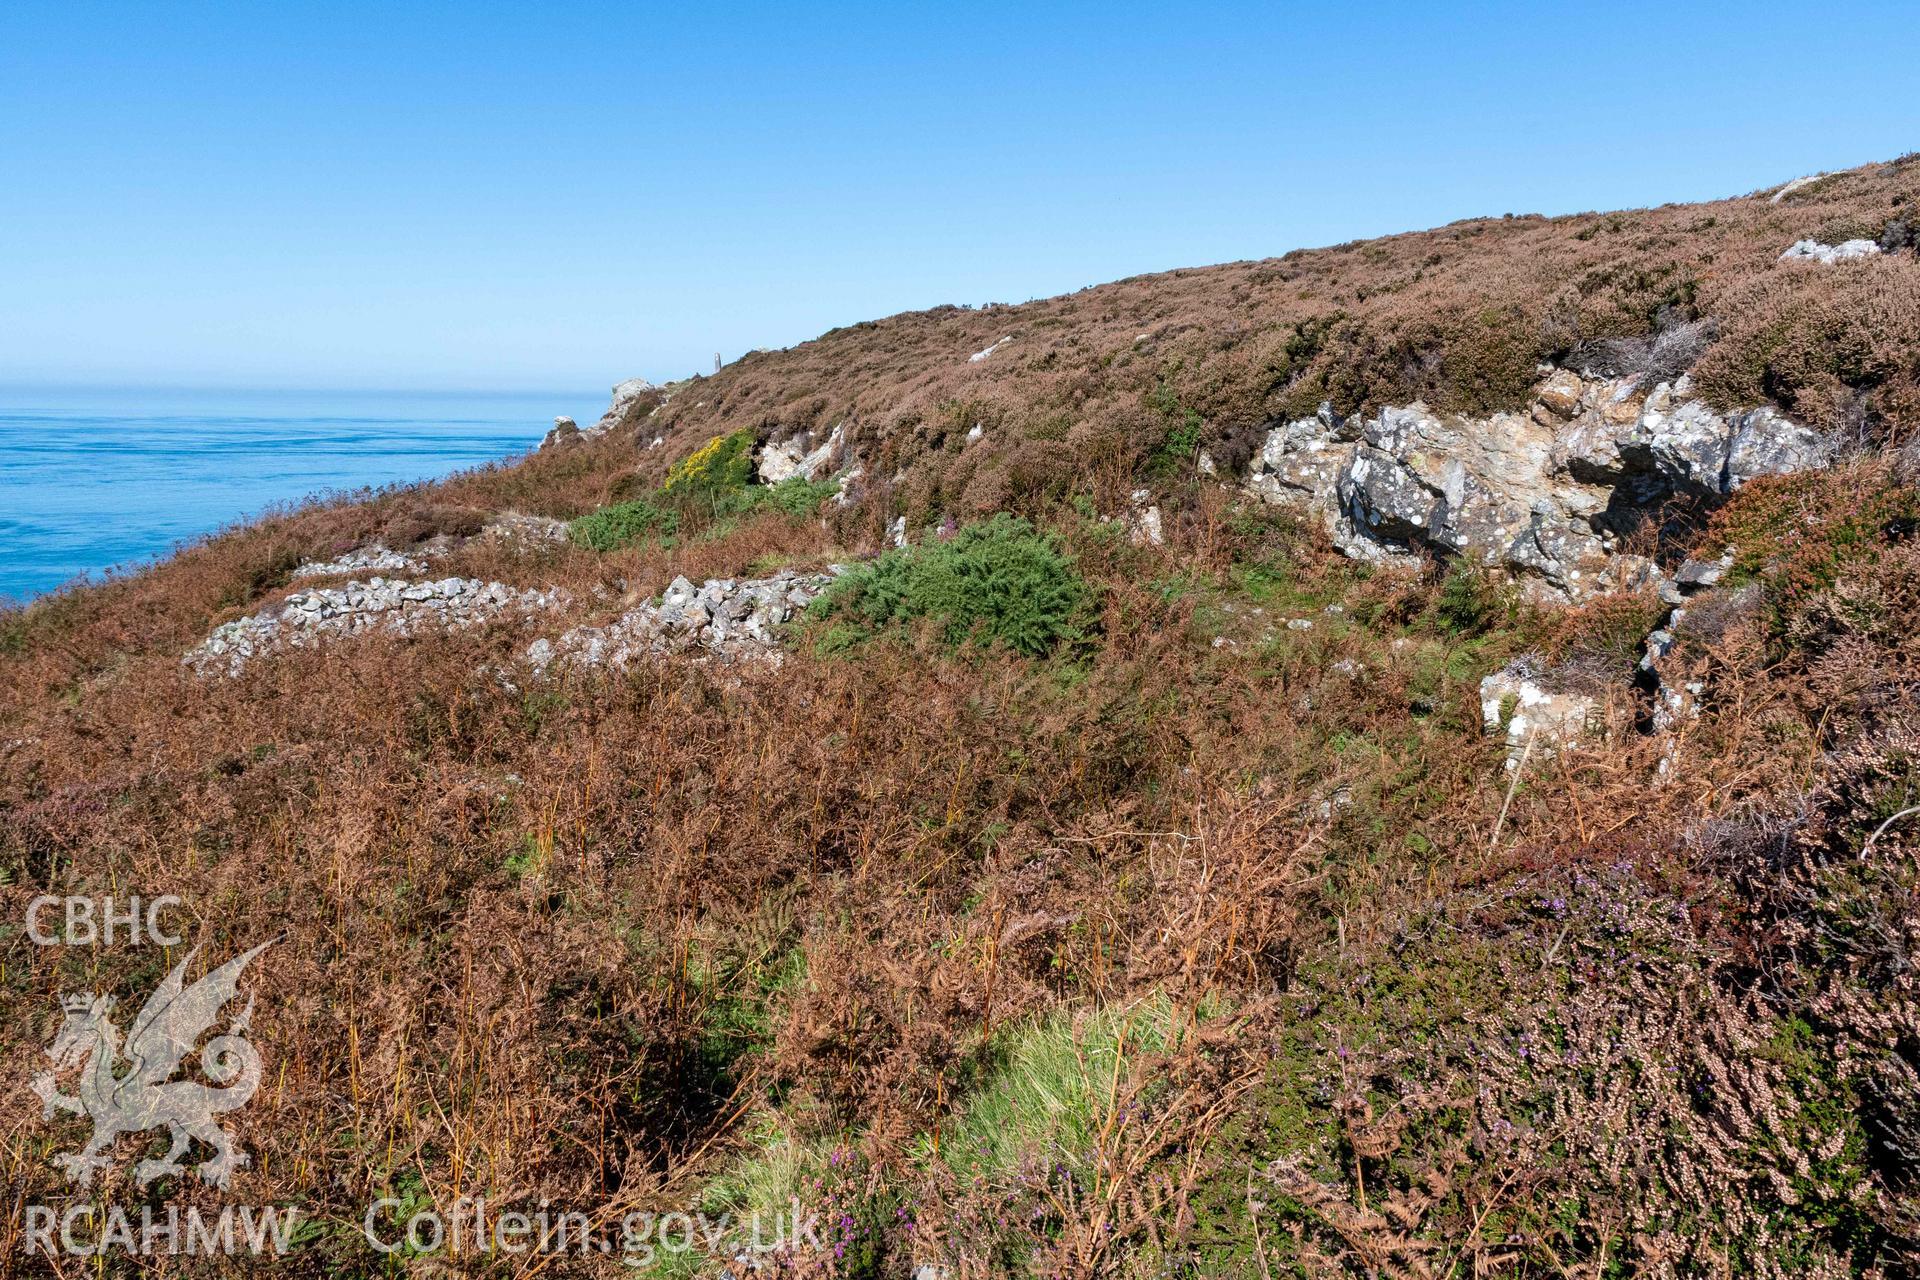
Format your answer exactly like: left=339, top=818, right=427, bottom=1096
left=32, top=942, right=271, bottom=1190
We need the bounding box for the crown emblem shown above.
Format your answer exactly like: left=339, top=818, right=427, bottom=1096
left=61, top=992, right=95, bottom=1012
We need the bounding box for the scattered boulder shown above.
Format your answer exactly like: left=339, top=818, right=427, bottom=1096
left=1780, top=238, right=1882, bottom=264
left=186, top=577, right=568, bottom=675
left=528, top=568, right=842, bottom=672
left=1127, top=489, right=1164, bottom=546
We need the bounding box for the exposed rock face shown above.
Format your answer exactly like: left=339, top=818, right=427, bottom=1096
left=756, top=423, right=846, bottom=485
left=1481, top=659, right=1599, bottom=768
left=599, top=378, right=657, bottom=429
left=1769, top=173, right=1828, bottom=203
left=540, top=416, right=581, bottom=449
left=1780, top=238, right=1882, bottom=264
left=1245, top=371, right=1831, bottom=599
left=527, top=568, right=842, bottom=672
left=187, top=578, right=567, bottom=675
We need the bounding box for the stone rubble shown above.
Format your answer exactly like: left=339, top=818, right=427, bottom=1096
left=476, top=512, right=570, bottom=547
left=1245, top=369, right=1830, bottom=599
left=527, top=568, right=844, bottom=673
left=186, top=577, right=568, bottom=676
left=290, top=545, right=427, bottom=579
left=1641, top=548, right=1739, bottom=734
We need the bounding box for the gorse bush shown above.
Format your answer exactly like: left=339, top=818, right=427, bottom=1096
left=567, top=497, right=680, bottom=550
left=815, top=514, right=1091, bottom=656
left=662, top=429, right=756, bottom=497
left=717, top=475, right=840, bottom=522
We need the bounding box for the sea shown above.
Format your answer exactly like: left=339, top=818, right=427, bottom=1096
left=0, top=386, right=601, bottom=603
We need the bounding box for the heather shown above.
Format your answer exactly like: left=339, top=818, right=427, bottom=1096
left=3, top=160, right=1920, bottom=1278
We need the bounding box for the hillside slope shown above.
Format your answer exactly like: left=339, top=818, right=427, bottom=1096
left=3, top=158, right=1920, bottom=1278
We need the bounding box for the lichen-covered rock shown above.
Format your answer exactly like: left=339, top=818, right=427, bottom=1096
left=1244, top=370, right=1830, bottom=599
left=541, top=378, right=659, bottom=450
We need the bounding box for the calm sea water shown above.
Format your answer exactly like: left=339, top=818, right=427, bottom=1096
left=0, top=386, right=598, bottom=602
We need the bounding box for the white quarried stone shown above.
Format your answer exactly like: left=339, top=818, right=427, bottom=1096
left=968, top=336, right=1012, bottom=363
left=1480, top=661, right=1598, bottom=769
left=1780, top=238, right=1882, bottom=265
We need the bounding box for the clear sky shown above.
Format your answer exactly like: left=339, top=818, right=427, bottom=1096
left=2, top=1, right=1915, bottom=392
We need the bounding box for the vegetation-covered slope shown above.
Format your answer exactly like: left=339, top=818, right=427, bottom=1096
left=3, top=158, right=1920, bottom=1278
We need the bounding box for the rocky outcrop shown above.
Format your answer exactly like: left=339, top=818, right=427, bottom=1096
left=756, top=424, right=846, bottom=485
left=526, top=568, right=842, bottom=672
left=1245, top=371, right=1830, bottom=599
left=187, top=577, right=567, bottom=675
left=541, top=379, right=658, bottom=450
left=1780, top=238, right=1881, bottom=264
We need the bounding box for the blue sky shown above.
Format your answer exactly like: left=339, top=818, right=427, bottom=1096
left=1, top=1, right=1915, bottom=391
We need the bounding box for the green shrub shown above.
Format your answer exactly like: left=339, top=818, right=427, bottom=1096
left=716, top=475, right=839, bottom=521
left=567, top=498, right=679, bottom=551
left=1429, top=559, right=1512, bottom=636
left=815, top=514, right=1091, bottom=656
left=570, top=471, right=834, bottom=553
